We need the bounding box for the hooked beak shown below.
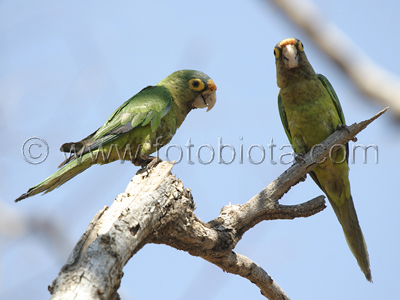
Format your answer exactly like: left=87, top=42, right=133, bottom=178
left=192, top=79, right=217, bottom=112
left=282, top=44, right=298, bottom=69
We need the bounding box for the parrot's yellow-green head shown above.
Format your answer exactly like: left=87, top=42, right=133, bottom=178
left=274, top=38, right=316, bottom=88
left=158, top=69, right=217, bottom=112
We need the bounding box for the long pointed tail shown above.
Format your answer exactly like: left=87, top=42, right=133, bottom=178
left=15, top=153, right=94, bottom=202
left=328, top=195, right=372, bottom=282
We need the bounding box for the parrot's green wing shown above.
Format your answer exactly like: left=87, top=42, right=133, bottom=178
left=278, top=94, right=292, bottom=144
left=59, top=85, right=172, bottom=167
left=87, top=85, right=171, bottom=150
left=317, top=74, right=349, bottom=164
left=304, top=74, right=349, bottom=191
left=317, top=74, right=345, bottom=125
left=96, top=85, right=171, bottom=137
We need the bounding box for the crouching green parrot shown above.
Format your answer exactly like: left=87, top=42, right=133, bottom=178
left=274, top=38, right=371, bottom=281
left=16, top=70, right=217, bottom=202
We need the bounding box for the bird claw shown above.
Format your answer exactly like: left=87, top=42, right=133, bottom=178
left=337, top=124, right=357, bottom=142
left=134, top=155, right=163, bottom=176
left=295, top=153, right=306, bottom=164
left=145, top=156, right=163, bottom=170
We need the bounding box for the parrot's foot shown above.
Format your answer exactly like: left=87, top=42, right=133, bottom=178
left=146, top=156, right=163, bottom=169
left=336, top=124, right=357, bottom=142
left=295, top=153, right=306, bottom=164
left=132, top=154, right=158, bottom=167
left=134, top=155, right=163, bottom=176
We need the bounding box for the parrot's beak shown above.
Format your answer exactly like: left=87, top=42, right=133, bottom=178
left=282, top=44, right=298, bottom=69
left=192, top=79, right=217, bottom=112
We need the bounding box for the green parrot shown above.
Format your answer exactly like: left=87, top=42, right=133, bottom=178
left=274, top=38, right=371, bottom=281
left=16, top=70, right=217, bottom=202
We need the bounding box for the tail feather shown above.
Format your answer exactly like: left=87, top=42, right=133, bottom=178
left=15, top=154, right=94, bottom=202
left=328, top=195, right=372, bottom=282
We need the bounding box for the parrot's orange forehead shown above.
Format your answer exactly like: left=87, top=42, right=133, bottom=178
left=278, top=38, right=298, bottom=48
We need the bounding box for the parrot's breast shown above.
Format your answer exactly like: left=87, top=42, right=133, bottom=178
left=280, top=78, right=341, bottom=153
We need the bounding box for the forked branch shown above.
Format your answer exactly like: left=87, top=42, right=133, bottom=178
left=49, top=108, right=387, bottom=300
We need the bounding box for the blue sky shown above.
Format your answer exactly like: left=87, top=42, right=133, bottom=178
left=1, top=0, right=399, bottom=299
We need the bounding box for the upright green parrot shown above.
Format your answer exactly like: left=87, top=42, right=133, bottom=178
left=16, top=70, right=217, bottom=202
left=274, top=38, right=371, bottom=281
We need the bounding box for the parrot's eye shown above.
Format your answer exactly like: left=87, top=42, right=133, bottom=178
left=274, top=48, right=280, bottom=58
left=189, top=78, right=205, bottom=91
left=297, top=41, right=304, bottom=52
left=192, top=80, right=200, bottom=88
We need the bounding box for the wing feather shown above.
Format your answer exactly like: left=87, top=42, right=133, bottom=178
left=317, top=74, right=349, bottom=163
left=58, top=85, right=172, bottom=167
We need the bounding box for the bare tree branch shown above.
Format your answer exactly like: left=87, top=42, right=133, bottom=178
left=207, top=252, right=290, bottom=300
left=268, top=0, right=400, bottom=117
left=48, top=108, right=387, bottom=300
